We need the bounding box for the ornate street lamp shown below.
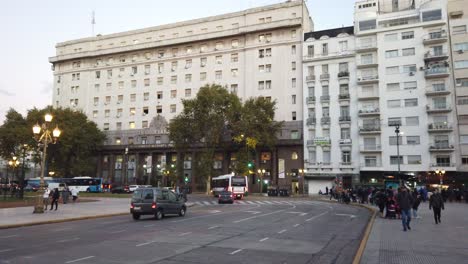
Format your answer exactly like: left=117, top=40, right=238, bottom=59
left=32, top=113, right=61, bottom=214
left=435, top=169, right=446, bottom=185
left=257, top=169, right=266, bottom=193
left=299, top=168, right=307, bottom=195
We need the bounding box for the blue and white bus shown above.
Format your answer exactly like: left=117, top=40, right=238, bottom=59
left=26, top=177, right=103, bottom=193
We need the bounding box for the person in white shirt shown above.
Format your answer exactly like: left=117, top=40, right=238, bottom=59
left=71, top=188, right=79, bottom=203
left=43, top=188, right=50, bottom=210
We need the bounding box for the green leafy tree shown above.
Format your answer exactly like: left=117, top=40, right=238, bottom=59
left=26, top=107, right=106, bottom=178
left=169, top=84, right=241, bottom=193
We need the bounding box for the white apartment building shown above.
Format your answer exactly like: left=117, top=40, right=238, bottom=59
left=49, top=1, right=313, bottom=190
left=354, top=0, right=458, bottom=185
left=449, top=0, right=468, bottom=177
left=302, top=27, right=360, bottom=194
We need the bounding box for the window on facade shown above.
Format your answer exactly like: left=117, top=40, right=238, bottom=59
left=339, top=62, right=348, bottom=73
left=231, top=69, right=238, bottom=77
left=455, top=61, right=468, bottom=69
left=131, top=66, right=137, bottom=75
left=185, top=59, right=192, bottom=69
left=95, top=71, right=101, bottom=79
left=144, top=78, right=150, bottom=87
left=387, top=100, right=401, bottom=108
left=142, top=107, right=149, bottom=116
left=291, top=95, right=296, bottom=104
left=292, top=111, right=297, bottom=121
left=407, top=136, right=420, bottom=145
left=185, top=88, right=191, bottom=97
left=171, top=61, right=177, bottom=71
left=129, top=122, right=136, bottom=129
left=92, top=110, right=98, bottom=118
left=402, top=64, right=417, bottom=73
left=172, top=48, right=178, bottom=57
left=185, top=74, right=192, bottom=82
left=215, top=71, right=222, bottom=80
left=171, top=90, right=177, bottom=98
left=215, top=42, right=223, bottom=50
left=404, top=81, right=417, bottom=90
left=157, top=91, right=163, bottom=100
left=339, top=41, right=348, bottom=52
left=341, top=128, right=350, bottom=139
left=266, top=80, right=271, bottom=89
left=215, top=55, right=222, bottom=64
left=157, top=77, right=163, bottom=85
left=407, top=155, right=421, bottom=164
left=143, top=92, right=149, bottom=101
left=384, top=33, right=398, bottom=41
left=390, top=156, right=404, bottom=165
left=156, top=105, right=162, bottom=114
left=307, top=45, right=314, bottom=57
left=130, top=94, right=136, bottom=102
left=258, top=81, right=265, bottom=90
left=422, top=9, right=442, bottom=22
left=231, top=53, right=239, bottom=63
left=322, top=43, right=328, bottom=55
left=144, top=65, right=150, bottom=75
left=385, top=50, right=399, bottom=58
left=387, top=83, right=400, bottom=91
left=170, top=104, right=176, bottom=113
left=231, top=39, right=239, bottom=48
left=457, top=97, right=468, bottom=105
left=342, top=151, right=351, bottom=163
left=292, top=62, right=296, bottom=71
left=200, top=44, right=207, bottom=53
left=292, top=78, right=296, bottom=88
left=402, top=48, right=415, bottom=56
left=453, top=25, right=467, bottom=34
left=200, top=72, right=207, bottom=81
left=291, top=45, right=296, bottom=55
left=365, top=156, right=377, bottom=166
left=359, top=20, right=376, bottom=31
left=131, top=80, right=136, bottom=88
left=171, top=75, right=177, bottom=84
left=406, top=116, right=419, bottom=126
left=401, top=31, right=414, bottom=39
left=405, top=98, right=418, bottom=107
left=158, top=63, right=164, bottom=73
left=454, top=43, right=468, bottom=52
left=230, top=84, right=238, bottom=94
left=386, top=66, right=399, bottom=75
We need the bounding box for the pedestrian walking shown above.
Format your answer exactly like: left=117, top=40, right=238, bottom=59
left=375, top=189, right=386, bottom=218
left=62, top=187, right=69, bottom=204
left=396, top=187, right=414, bottom=232
left=42, top=188, right=50, bottom=210
left=325, top=186, right=329, bottom=195
left=71, top=188, right=79, bottom=203
left=412, top=194, right=421, bottom=218
left=50, top=188, right=60, bottom=210
left=429, top=188, right=445, bottom=224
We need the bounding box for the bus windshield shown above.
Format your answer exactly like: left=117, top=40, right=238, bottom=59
left=231, top=176, right=246, bottom=186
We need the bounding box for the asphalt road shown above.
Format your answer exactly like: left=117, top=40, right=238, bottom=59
left=0, top=198, right=371, bottom=264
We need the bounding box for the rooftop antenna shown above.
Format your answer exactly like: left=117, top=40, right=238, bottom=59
left=91, top=10, right=96, bottom=36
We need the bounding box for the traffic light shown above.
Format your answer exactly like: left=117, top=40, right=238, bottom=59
left=247, top=161, right=253, bottom=168
left=184, top=176, right=189, bottom=183
left=257, top=178, right=261, bottom=182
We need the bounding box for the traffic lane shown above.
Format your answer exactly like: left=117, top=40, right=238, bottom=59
left=0, top=203, right=286, bottom=262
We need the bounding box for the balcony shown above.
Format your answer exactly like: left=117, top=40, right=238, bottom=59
left=428, top=123, right=453, bottom=132
left=303, top=51, right=355, bottom=62
left=338, top=93, right=350, bottom=100
left=339, top=139, right=352, bottom=145
left=360, top=144, right=382, bottom=152
left=425, top=86, right=450, bottom=96
left=357, top=75, right=379, bottom=84
left=429, top=143, right=455, bottom=152
left=425, top=67, right=449, bottom=79
left=311, top=137, right=331, bottom=146
left=360, top=162, right=382, bottom=169
left=320, top=74, right=330, bottom=80
left=320, top=95, right=330, bottom=102
left=355, top=42, right=378, bottom=53
left=426, top=104, right=452, bottom=113
left=357, top=61, right=378, bottom=69
left=306, top=140, right=316, bottom=146
left=359, top=125, right=381, bottom=134
left=430, top=163, right=456, bottom=168
left=358, top=108, right=380, bottom=116
left=423, top=31, right=448, bottom=45
left=340, top=162, right=353, bottom=167
left=339, top=116, right=351, bottom=123
left=306, top=117, right=316, bottom=126
left=306, top=75, right=316, bottom=83
left=321, top=117, right=331, bottom=125
left=306, top=96, right=316, bottom=104
left=358, top=92, right=379, bottom=100
left=424, top=51, right=449, bottom=62
left=337, top=71, right=349, bottom=78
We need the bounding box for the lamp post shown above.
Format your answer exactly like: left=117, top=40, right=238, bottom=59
left=435, top=169, right=446, bottom=185
left=19, top=144, right=29, bottom=199
left=394, top=125, right=402, bottom=186
left=299, top=168, right=307, bottom=195
left=32, top=113, right=61, bottom=214
left=257, top=169, right=265, bottom=193
left=143, top=164, right=147, bottom=185
left=9, top=157, right=20, bottom=198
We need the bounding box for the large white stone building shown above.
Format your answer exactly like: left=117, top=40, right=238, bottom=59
left=49, top=1, right=313, bottom=191
left=302, top=0, right=463, bottom=192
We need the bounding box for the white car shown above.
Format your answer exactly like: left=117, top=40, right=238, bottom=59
left=128, top=185, right=140, bottom=192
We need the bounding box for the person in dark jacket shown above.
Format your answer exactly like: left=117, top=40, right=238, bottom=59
left=396, top=187, right=414, bottom=231
left=412, top=194, right=421, bottom=218
left=375, top=189, right=386, bottom=218
left=50, top=188, right=60, bottom=211
left=429, top=188, right=445, bottom=224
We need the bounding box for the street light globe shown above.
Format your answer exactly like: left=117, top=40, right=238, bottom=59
left=8, top=160, right=13, bottom=166
left=44, top=113, right=53, bottom=122
left=441, top=170, right=446, bottom=174
left=33, top=123, right=41, bottom=134
left=53, top=126, right=61, bottom=138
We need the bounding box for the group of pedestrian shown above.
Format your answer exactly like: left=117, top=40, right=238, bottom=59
left=42, top=187, right=79, bottom=211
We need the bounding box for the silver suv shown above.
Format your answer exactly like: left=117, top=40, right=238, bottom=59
left=130, top=187, right=186, bottom=220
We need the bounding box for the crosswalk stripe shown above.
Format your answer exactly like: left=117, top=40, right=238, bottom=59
left=211, top=201, right=218, bottom=205
left=263, top=201, right=273, bottom=204
left=237, top=201, right=247, bottom=204
left=203, top=201, right=211, bottom=205
left=256, top=201, right=266, bottom=204
left=196, top=202, right=204, bottom=205
left=246, top=201, right=256, bottom=204
left=273, top=201, right=283, bottom=204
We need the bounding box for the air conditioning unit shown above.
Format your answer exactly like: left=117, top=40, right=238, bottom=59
left=458, top=50, right=464, bottom=54
left=130, top=74, right=134, bottom=76
left=419, top=67, right=425, bottom=71
left=409, top=72, right=415, bottom=76
left=456, top=82, right=462, bottom=87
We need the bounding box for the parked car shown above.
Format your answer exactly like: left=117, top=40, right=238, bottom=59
left=128, top=185, right=140, bottom=192
left=130, top=187, right=186, bottom=220
left=218, top=191, right=235, bottom=204
left=111, top=185, right=130, bottom=194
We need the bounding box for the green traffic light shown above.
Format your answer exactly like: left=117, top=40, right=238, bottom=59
left=184, top=177, right=189, bottom=182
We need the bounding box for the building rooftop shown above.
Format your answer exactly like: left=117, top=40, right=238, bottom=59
left=304, top=26, right=354, bottom=40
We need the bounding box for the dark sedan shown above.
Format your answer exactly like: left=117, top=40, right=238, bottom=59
left=218, top=191, right=235, bottom=204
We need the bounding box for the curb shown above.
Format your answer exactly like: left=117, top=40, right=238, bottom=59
left=351, top=204, right=377, bottom=264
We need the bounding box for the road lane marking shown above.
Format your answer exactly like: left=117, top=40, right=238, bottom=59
left=0, top=235, right=19, bottom=238
left=109, top=229, right=126, bottom=234
left=52, top=227, right=72, bottom=232
left=209, top=210, right=222, bottom=213
left=208, top=225, right=219, bottom=229
left=272, top=201, right=283, bottom=204
left=259, top=237, right=269, bottom=242
left=144, top=224, right=155, bottom=227
left=233, top=208, right=291, bottom=223
left=136, top=241, right=157, bottom=247
left=57, top=237, right=79, bottom=243
left=172, top=205, right=261, bottom=223
left=245, top=211, right=261, bottom=214
left=335, top=213, right=357, bottom=219
left=300, top=213, right=308, bottom=216
left=179, top=232, right=192, bottom=236
left=278, top=229, right=287, bottom=234
left=229, top=249, right=243, bottom=255
left=196, top=202, right=204, bottom=205
left=263, top=201, right=273, bottom=204
left=255, top=201, right=266, bottom=204
left=0, top=249, right=13, bottom=253
left=203, top=201, right=211, bottom=205
left=237, top=201, right=247, bottom=204
left=246, top=201, right=256, bottom=204
left=306, top=212, right=328, bottom=222
left=293, top=224, right=300, bottom=227
left=286, top=211, right=304, bottom=214
left=65, top=256, right=95, bottom=263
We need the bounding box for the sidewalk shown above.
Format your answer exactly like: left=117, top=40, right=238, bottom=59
left=361, top=202, right=468, bottom=263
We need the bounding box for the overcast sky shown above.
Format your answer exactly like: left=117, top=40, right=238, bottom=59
left=0, top=0, right=353, bottom=123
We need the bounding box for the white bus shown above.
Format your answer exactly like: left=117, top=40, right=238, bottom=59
left=211, top=173, right=248, bottom=199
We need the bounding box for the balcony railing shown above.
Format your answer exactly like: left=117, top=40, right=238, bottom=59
left=361, top=162, right=382, bottom=167
left=425, top=86, right=450, bottom=95
left=320, top=95, right=330, bottom=102
left=306, top=140, right=315, bottom=146
left=358, top=108, right=380, bottom=115
left=306, top=117, right=316, bottom=126
left=339, top=93, right=350, bottom=100
left=357, top=75, right=379, bottom=83
left=429, top=143, right=454, bottom=151
left=355, top=42, right=377, bottom=51
left=339, top=139, right=352, bottom=145
left=428, top=123, right=452, bottom=131
left=425, top=67, right=449, bottom=78
left=423, top=31, right=448, bottom=44
left=360, top=144, right=382, bottom=151
left=307, top=96, right=316, bottom=104
left=339, top=116, right=351, bottom=122
left=424, top=51, right=449, bottom=61
left=320, top=73, right=330, bottom=80
left=340, top=162, right=353, bottom=166
left=426, top=104, right=452, bottom=112
left=306, top=75, right=316, bottom=81
left=430, top=163, right=455, bottom=167
left=321, top=117, right=331, bottom=124
left=359, top=125, right=381, bottom=132
left=338, top=71, right=349, bottom=78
